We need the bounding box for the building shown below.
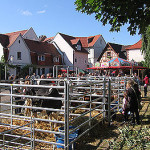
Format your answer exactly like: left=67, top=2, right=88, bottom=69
left=46, top=33, right=89, bottom=70
left=0, top=28, right=62, bottom=77
left=97, top=42, right=128, bottom=66
left=45, top=33, right=106, bottom=69
left=125, top=39, right=144, bottom=62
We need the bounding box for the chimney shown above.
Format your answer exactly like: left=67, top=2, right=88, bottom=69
left=39, top=35, right=47, bottom=42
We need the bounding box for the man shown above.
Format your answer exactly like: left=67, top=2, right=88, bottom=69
left=143, top=75, right=149, bottom=97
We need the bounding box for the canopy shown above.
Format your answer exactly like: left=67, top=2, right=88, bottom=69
left=108, top=58, right=131, bottom=66
left=87, top=66, right=148, bottom=70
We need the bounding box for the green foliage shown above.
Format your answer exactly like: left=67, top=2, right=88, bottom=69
left=20, top=64, right=36, bottom=77
left=108, top=125, right=150, bottom=149
left=75, top=0, right=150, bottom=35
left=141, top=25, right=150, bottom=68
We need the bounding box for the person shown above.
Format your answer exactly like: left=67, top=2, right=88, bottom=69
left=143, top=75, right=149, bottom=97
left=133, top=73, right=141, bottom=88
left=123, top=80, right=141, bottom=124
left=31, top=73, right=36, bottom=85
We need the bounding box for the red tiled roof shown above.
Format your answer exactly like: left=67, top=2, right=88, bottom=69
left=126, top=39, right=142, bottom=50
left=7, top=33, right=20, bottom=47
left=24, top=39, right=60, bottom=55
left=5, top=30, right=27, bottom=36
left=88, top=34, right=101, bottom=47
left=43, top=36, right=54, bottom=42
left=24, top=39, right=61, bottom=65
left=4, top=29, right=28, bottom=48
left=59, top=33, right=88, bottom=54
left=76, top=34, right=101, bottom=47
left=75, top=37, right=88, bottom=47
left=70, top=39, right=79, bottom=45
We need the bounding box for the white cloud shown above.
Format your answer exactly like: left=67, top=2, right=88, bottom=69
left=37, top=10, right=46, bottom=14
left=21, top=10, right=32, bottom=16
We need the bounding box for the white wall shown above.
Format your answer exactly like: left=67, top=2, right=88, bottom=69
left=9, top=35, right=31, bottom=65
left=128, top=49, right=144, bottom=62
left=53, top=33, right=73, bottom=67
left=23, top=27, right=39, bottom=41
left=0, top=44, right=3, bottom=60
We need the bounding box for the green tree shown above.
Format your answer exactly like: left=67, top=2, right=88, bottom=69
left=75, top=0, right=150, bottom=35
left=75, top=0, right=150, bottom=68
left=142, top=25, right=150, bottom=68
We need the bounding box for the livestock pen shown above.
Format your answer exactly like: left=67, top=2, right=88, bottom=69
left=0, top=76, right=132, bottom=150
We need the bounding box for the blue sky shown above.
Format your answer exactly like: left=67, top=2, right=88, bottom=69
left=0, top=0, right=141, bottom=45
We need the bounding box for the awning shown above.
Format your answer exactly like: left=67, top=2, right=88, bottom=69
left=87, top=66, right=148, bottom=70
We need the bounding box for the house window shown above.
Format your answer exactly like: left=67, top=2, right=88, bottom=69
left=38, top=55, right=45, bottom=61
left=53, top=57, right=59, bottom=62
left=41, top=55, right=45, bottom=61
left=85, top=59, right=87, bottom=63
left=76, top=44, right=81, bottom=51
left=18, top=40, right=20, bottom=43
left=75, top=58, right=77, bottom=63
left=107, top=52, right=111, bottom=59
left=17, top=52, right=21, bottom=60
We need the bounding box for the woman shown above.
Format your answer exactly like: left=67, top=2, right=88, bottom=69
left=123, top=80, right=141, bottom=124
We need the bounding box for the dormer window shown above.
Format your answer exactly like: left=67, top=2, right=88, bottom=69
left=76, top=44, right=81, bottom=51
left=38, top=55, right=45, bottom=61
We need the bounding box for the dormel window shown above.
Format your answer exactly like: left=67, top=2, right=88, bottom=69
left=53, top=57, right=59, bottom=62
left=38, top=55, right=45, bottom=61
left=17, top=52, right=21, bottom=60
left=76, top=44, right=81, bottom=51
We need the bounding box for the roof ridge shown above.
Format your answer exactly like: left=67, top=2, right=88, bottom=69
left=5, top=29, right=28, bottom=36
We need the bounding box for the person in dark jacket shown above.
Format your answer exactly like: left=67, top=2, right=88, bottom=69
left=123, top=80, right=141, bottom=124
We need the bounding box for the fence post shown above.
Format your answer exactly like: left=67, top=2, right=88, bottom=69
left=118, top=77, right=120, bottom=111
left=108, top=78, right=111, bottom=126
left=102, top=77, right=106, bottom=122
left=0, top=85, right=1, bottom=123
left=124, top=76, right=127, bottom=91
left=56, top=66, right=58, bottom=79
left=67, top=67, right=69, bottom=78
left=10, top=85, right=13, bottom=127
left=64, top=80, right=69, bottom=150
left=3, top=134, right=5, bottom=150
left=53, top=66, right=55, bottom=78
left=89, top=85, right=92, bottom=130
